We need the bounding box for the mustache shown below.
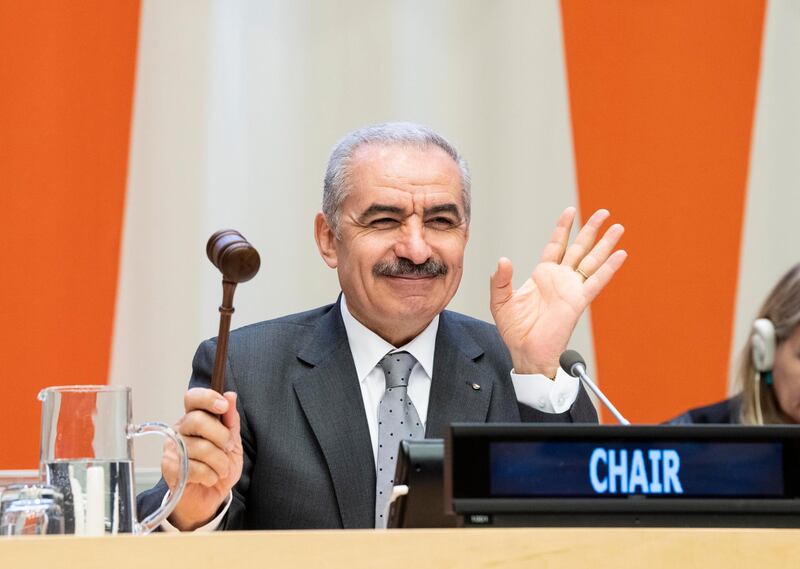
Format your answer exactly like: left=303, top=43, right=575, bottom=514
left=372, top=258, right=448, bottom=278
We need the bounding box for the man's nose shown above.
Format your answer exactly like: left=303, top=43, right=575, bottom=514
left=394, top=221, right=432, bottom=265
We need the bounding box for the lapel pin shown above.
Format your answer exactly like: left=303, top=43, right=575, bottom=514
left=469, top=382, right=481, bottom=391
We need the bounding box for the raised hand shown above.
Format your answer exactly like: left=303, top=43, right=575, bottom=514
left=490, top=207, right=627, bottom=378
left=162, top=388, right=243, bottom=531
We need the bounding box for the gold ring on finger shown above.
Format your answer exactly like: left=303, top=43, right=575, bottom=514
left=575, top=267, right=589, bottom=281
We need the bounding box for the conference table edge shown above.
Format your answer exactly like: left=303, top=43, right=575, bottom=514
left=0, top=527, right=796, bottom=568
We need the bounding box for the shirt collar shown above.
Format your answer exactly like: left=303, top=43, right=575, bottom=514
left=340, top=294, right=438, bottom=382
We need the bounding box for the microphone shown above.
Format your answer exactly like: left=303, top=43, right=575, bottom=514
left=559, top=350, right=630, bottom=425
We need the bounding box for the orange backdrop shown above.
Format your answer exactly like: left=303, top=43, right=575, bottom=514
left=0, top=0, right=775, bottom=467
left=561, top=0, right=766, bottom=422
left=0, top=1, right=140, bottom=468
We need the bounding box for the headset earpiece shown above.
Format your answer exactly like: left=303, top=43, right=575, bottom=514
left=751, top=318, right=776, bottom=373
left=751, top=318, right=776, bottom=426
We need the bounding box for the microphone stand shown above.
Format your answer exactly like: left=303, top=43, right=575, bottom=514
left=571, top=362, right=630, bottom=425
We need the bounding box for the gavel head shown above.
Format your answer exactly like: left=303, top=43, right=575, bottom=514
left=206, top=229, right=261, bottom=283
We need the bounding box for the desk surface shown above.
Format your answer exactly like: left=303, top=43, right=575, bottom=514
left=1, top=527, right=798, bottom=568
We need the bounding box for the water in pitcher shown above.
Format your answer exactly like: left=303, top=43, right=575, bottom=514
left=44, top=459, right=135, bottom=534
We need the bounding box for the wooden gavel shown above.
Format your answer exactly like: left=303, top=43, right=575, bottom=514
left=206, top=229, right=261, bottom=395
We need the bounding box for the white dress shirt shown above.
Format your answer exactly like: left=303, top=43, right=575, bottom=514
left=339, top=295, right=580, bottom=463
left=163, top=295, right=579, bottom=531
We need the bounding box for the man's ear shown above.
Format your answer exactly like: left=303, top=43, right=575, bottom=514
left=314, top=212, right=338, bottom=268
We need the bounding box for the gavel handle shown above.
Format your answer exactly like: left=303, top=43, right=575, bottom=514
left=211, top=280, right=237, bottom=395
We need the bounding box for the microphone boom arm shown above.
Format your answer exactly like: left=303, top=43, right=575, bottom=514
left=571, top=363, right=630, bottom=425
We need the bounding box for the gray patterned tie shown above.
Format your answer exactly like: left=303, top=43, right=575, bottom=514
left=374, top=351, right=424, bottom=527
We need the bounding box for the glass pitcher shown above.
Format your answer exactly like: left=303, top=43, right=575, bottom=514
left=38, top=385, right=188, bottom=535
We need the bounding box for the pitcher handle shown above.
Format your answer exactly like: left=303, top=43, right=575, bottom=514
left=129, top=422, right=189, bottom=535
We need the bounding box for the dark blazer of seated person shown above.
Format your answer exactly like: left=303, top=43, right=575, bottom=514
left=668, top=394, right=743, bottom=424
left=138, top=302, right=598, bottom=530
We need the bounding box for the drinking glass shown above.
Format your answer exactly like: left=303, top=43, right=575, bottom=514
left=0, top=485, right=64, bottom=536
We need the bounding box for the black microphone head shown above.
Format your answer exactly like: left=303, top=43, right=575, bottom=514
left=559, top=350, right=586, bottom=377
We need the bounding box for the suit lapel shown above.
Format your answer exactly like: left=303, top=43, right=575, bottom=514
left=425, top=311, right=494, bottom=438
left=292, top=302, right=375, bottom=529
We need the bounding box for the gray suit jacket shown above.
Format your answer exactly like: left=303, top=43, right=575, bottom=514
left=138, top=300, right=597, bottom=529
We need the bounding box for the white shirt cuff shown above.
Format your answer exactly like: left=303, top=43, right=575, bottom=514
left=158, top=490, right=233, bottom=532
left=511, top=367, right=580, bottom=414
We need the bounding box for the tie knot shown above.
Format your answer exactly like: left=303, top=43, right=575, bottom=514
left=378, top=351, right=416, bottom=389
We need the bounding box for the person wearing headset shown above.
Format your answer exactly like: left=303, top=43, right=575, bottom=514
left=671, top=263, right=800, bottom=425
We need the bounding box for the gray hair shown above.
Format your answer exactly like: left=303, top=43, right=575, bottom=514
left=322, top=122, right=471, bottom=235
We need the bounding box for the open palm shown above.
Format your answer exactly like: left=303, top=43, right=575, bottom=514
left=490, top=207, right=627, bottom=377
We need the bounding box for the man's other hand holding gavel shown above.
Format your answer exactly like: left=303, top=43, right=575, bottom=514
left=162, top=388, right=243, bottom=531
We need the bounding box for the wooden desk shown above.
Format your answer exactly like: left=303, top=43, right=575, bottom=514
left=1, top=528, right=797, bottom=568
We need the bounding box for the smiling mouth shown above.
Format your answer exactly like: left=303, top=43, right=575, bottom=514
left=385, top=274, right=438, bottom=280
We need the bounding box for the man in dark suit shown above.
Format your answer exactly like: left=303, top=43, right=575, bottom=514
left=141, top=122, right=627, bottom=531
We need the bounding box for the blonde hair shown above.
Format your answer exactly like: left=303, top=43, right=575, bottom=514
left=738, top=263, right=800, bottom=424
